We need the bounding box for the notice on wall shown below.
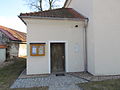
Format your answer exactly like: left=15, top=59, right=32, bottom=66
left=30, top=43, right=45, bottom=56
left=32, top=46, right=37, bottom=54
left=38, top=45, right=44, bottom=55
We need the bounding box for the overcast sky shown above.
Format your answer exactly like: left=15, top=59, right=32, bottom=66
left=0, top=0, right=65, bottom=32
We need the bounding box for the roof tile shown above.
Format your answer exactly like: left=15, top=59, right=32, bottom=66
left=20, top=8, right=86, bottom=19
left=0, top=25, right=26, bottom=42
left=0, top=45, right=7, bottom=48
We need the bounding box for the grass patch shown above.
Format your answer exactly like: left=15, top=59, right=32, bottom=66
left=78, top=79, right=120, bottom=90
left=0, top=58, right=48, bottom=90
left=0, top=87, right=48, bottom=90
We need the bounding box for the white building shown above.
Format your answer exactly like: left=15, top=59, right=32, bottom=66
left=65, top=0, right=120, bottom=75
left=19, top=8, right=87, bottom=75
left=19, top=0, right=120, bottom=75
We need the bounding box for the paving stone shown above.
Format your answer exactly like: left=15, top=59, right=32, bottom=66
left=70, top=72, right=120, bottom=81
left=11, top=74, right=87, bottom=90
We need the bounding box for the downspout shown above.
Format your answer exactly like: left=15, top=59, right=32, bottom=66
left=84, top=18, right=89, bottom=72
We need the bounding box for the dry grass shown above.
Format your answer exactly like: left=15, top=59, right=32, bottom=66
left=0, top=58, right=48, bottom=90
left=78, top=79, right=120, bottom=90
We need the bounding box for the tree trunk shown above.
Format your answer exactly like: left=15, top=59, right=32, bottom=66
left=39, top=0, right=43, bottom=11
left=49, top=0, right=53, bottom=10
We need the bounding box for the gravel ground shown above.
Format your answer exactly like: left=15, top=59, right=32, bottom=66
left=11, top=74, right=87, bottom=90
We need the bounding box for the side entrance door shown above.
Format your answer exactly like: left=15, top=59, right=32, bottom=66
left=51, top=43, right=65, bottom=73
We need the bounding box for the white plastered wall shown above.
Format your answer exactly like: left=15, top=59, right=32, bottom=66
left=19, top=44, right=27, bottom=57
left=93, top=0, right=120, bottom=75
left=66, top=0, right=95, bottom=74
left=24, top=18, right=85, bottom=75
left=10, top=43, right=19, bottom=58
left=66, top=0, right=120, bottom=75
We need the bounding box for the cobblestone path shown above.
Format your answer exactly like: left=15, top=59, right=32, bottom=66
left=11, top=74, right=87, bottom=90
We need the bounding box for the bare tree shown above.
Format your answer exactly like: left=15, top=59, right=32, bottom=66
left=49, top=0, right=54, bottom=10
left=26, top=0, right=43, bottom=11
left=25, top=0, right=64, bottom=11
left=39, top=0, right=43, bottom=11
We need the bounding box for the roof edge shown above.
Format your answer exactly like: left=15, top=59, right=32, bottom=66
left=18, top=16, right=27, bottom=25
left=19, top=16, right=87, bottom=21
left=0, top=45, right=7, bottom=48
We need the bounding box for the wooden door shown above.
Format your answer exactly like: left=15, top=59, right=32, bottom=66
left=51, top=43, right=65, bottom=73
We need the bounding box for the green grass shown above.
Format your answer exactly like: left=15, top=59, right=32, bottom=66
left=78, top=79, right=120, bottom=90
left=0, top=58, right=48, bottom=90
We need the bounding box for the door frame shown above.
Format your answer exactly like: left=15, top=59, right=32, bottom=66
left=48, top=41, right=68, bottom=73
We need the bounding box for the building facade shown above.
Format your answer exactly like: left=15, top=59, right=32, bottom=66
left=20, top=0, right=120, bottom=75
left=65, top=0, right=120, bottom=75
left=19, top=8, right=87, bottom=75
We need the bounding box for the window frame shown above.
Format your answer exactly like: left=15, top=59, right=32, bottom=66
left=30, top=43, right=45, bottom=56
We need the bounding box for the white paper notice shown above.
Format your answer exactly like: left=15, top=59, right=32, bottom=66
left=32, top=46, right=37, bottom=54
left=39, top=46, right=44, bottom=54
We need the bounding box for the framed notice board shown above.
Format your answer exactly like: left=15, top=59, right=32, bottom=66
left=30, top=43, right=45, bottom=56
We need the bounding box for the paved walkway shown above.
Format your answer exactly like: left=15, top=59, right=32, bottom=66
left=69, top=72, right=120, bottom=81
left=11, top=74, right=87, bottom=90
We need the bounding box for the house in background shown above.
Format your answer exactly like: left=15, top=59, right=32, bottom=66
left=0, top=45, right=7, bottom=62
left=19, top=0, right=120, bottom=75
left=0, top=25, right=26, bottom=62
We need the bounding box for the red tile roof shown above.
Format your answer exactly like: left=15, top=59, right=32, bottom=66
left=0, top=45, right=7, bottom=48
left=0, top=25, right=26, bottom=42
left=0, top=29, right=18, bottom=41
left=20, top=8, right=86, bottom=20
